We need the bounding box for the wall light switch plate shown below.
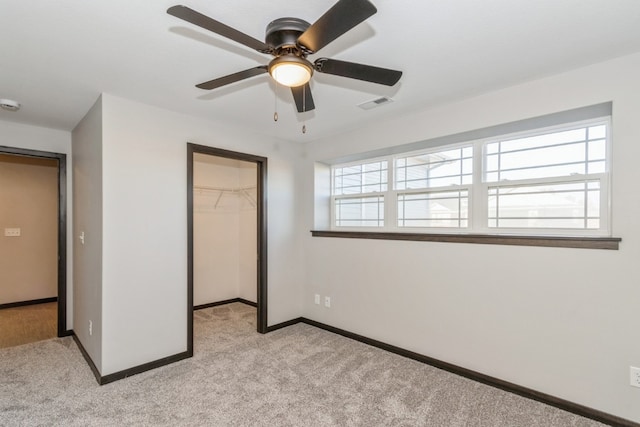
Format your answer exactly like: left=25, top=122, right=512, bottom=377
left=631, top=366, right=640, bottom=388
left=324, top=296, right=331, bottom=308
left=314, top=294, right=320, bottom=305
left=4, top=228, right=21, bottom=237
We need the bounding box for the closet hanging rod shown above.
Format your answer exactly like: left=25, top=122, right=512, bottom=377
left=194, top=184, right=256, bottom=192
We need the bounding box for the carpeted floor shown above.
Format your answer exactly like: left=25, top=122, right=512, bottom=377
left=0, top=302, right=57, bottom=349
left=0, top=303, right=606, bottom=426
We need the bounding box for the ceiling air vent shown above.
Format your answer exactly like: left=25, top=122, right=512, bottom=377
left=357, top=97, right=394, bottom=110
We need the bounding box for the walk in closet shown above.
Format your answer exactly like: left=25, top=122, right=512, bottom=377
left=193, top=153, right=257, bottom=306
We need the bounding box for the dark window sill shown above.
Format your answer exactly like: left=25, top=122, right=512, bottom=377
left=310, top=230, right=621, bottom=250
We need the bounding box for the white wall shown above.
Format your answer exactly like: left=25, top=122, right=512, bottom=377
left=99, top=94, right=303, bottom=375
left=0, top=119, right=73, bottom=329
left=71, top=97, right=103, bottom=370
left=193, top=155, right=257, bottom=305
left=300, top=52, right=640, bottom=423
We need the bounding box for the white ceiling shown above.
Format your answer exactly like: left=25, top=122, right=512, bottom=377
left=1, top=0, right=640, bottom=143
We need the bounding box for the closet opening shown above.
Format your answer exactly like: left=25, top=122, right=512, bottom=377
left=0, top=146, right=68, bottom=349
left=187, top=143, right=267, bottom=355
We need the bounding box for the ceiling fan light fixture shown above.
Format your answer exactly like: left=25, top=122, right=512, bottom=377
left=168, top=1, right=402, bottom=114
left=268, top=55, right=313, bottom=87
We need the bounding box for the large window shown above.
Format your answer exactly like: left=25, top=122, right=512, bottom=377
left=330, top=118, right=610, bottom=236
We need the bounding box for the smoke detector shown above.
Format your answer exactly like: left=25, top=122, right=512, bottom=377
left=0, top=99, right=21, bottom=111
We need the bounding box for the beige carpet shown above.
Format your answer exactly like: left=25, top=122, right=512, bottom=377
left=0, top=302, right=57, bottom=349
left=0, top=303, right=607, bottom=426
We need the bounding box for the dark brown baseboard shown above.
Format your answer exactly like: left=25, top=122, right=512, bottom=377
left=72, top=333, right=101, bottom=384
left=0, top=297, right=57, bottom=310
left=266, top=317, right=304, bottom=332
left=237, top=298, right=258, bottom=307
left=100, top=351, right=191, bottom=385
left=71, top=298, right=258, bottom=385
left=194, top=298, right=257, bottom=310
left=67, top=309, right=636, bottom=425
left=72, top=332, right=191, bottom=386
left=284, top=318, right=637, bottom=427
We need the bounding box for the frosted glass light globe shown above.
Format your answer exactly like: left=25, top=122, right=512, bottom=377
left=269, top=56, right=313, bottom=87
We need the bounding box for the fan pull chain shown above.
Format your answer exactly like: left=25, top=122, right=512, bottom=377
left=302, top=85, right=307, bottom=134
left=273, top=72, right=279, bottom=122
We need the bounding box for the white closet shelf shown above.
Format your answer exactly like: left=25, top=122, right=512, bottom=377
left=194, top=185, right=257, bottom=208
left=194, top=185, right=256, bottom=192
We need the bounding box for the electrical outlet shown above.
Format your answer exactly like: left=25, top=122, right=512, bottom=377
left=89, top=320, right=93, bottom=336
left=631, top=366, right=640, bottom=388
left=324, top=296, right=331, bottom=308
left=314, top=294, right=320, bottom=305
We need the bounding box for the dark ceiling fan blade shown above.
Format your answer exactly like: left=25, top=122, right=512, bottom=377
left=297, top=0, right=377, bottom=54
left=291, top=84, right=315, bottom=112
left=167, top=5, right=272, bottom=53
left=315, top=58, right=402, bottom=86
left=196, top=66, right=268, bottom=90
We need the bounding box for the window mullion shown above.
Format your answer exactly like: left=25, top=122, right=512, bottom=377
left=386, top=156, right=396, bottom=230
left=471, top=141, right=486, bottom=232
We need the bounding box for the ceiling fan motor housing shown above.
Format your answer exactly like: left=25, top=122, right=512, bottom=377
left=265, top=17, right=311, bottom=54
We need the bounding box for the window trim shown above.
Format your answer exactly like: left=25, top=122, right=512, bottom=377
left=311, top=230, right=621, bottom=250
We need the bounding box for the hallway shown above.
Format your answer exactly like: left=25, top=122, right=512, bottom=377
left=0, top=302, right=57, bottom=349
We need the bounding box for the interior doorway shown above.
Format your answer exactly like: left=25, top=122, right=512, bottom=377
left=187, top=143, right=267, bottom=355
left=0, top=146, right=67, bottom=346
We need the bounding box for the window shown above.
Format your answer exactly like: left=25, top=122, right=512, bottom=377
left=332, top=160, right=387, bottom=227
left=396, top=147, right=472, bottom=228
left=330, top=118, right=610, bottom=236
left=485, top=123, right=607, bottom=232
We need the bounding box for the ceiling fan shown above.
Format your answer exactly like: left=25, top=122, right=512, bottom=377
left=167, top=0, right=402, bottom=113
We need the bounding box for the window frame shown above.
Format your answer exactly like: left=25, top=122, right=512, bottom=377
left=330, top=156, right=390, bottom=232
left=392, top=141, right=475, bottom=233
left=329, top=117, right=612, bottom=237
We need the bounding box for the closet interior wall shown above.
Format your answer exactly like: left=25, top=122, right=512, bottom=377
left=193, top=154, right=257, bottom=306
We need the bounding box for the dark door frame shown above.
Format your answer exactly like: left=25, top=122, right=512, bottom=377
left=0, top=145, right=68, bottom=337
left=186, top=143, right=268, bottom=355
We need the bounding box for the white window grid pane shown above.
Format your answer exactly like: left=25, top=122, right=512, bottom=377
left=333, top=161, right=388, bottom=195
left=335, top=195, right=384, bottom=227
left=488, top=180, right=600, bottom=229
left=395, top=146, right=473, bottom=191
left=485, top=123, right=608, bottom=183
left=398, top=190, right=469, bottom=228
left=494, top=128, right=586, bottom=152
left=588, top=125, right=606, bottom=139
left=492, top=163, right=586, bottom=181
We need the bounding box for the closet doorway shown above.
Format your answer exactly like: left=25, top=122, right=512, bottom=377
left=187, top=143, right=267, bottom=355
